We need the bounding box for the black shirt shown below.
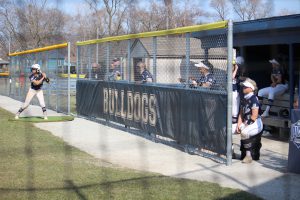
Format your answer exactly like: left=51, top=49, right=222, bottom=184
left=141, top=69, right=153, bottom=82
left=232, top=78, right=240, bottom=92
left=197, top=73, right=216, bottom=86
left=29, top=73, right=44, bottom=90
left=241, top=94, right=261, bottom=121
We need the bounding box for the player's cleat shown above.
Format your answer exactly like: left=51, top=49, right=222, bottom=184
left=15, top=115, right=19, bottom=120
left=242, top=156, right=253, bottom=164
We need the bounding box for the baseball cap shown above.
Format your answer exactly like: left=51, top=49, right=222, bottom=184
left=240, top=80, right=255, bottom=90
left=195, top=61, right=209, bottom=70
left=269, top=58, right=279, bottom=65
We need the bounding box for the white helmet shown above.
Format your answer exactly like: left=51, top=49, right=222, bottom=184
left=235, top=56, right=244, bottom=65
left=31, top=64, right=40, bottom=72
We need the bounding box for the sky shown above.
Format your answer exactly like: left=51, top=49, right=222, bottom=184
left=49, top=0, right=300, bottom=18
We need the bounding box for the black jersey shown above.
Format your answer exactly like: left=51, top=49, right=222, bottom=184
left=197, top=73, right=216, bottom=86
left=141, top=69, right=153, bottom=82
left=29, top=73, right=44, bottom=90
left=241, top=93, right=261, bottom=121
left=232, top=78, right=240, bottom=91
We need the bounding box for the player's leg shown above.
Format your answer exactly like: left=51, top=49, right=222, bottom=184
left=258, top=86, right=270, bottom=98
left=232, top=90, right=240, bottom=134
left=263, top=84, right=288, bottom=117
left=259, top=87, right=274, bottom=117
left=240, top=119, right=263, bottom=163
left=15, top=88, right=36, bottom=119
left=273, top=84, right=288, bottom=96
left=36, top=89, right=47, bottom=120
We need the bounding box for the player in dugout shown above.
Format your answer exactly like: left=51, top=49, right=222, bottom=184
left=237, top=78, right=263, bottom=163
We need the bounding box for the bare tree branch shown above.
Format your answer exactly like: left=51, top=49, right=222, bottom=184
left=210, top=0, right=230, bottom=20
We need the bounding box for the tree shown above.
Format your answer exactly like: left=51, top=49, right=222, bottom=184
left=172, top=0, right=208, bottom=27
left=0, top=0, right=66, bottom=53
left=136, top=1, right=167, bottom=31
left=210, top=0, right=230, bottom=20
left=163, top=0, right=174, bottom=29
left=85, top=0, right=129, bottom=36
left=230, top=0, right=274, bottom=21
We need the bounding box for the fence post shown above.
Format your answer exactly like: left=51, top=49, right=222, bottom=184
left=67, top=42, right=71, bottom=115
left=45, top=52, right=50, bottom=107
left=56, top=49, right=59, bottom=112
left=185, top=33, right=190, bottom=86
left=226, top=20, right=233, bottom=166
left=289, top=44, right=294, bottom=111
left=76, top=46, right=80, bottom=79
left=106, top=42, right=110, bottom=80
left=153, top=36, right=157, bottom=83
left=88, top=46, right=91, bottom=80
left=127, top=39, right=131, bottom=82
left=96, top=28, right=99, bottom=64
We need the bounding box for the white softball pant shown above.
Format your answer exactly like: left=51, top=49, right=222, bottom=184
left=240, top=118, right=263, bottom=140
left=258, top=84, right=288, bottom=100
left=22, top=88, right=45, bottom=109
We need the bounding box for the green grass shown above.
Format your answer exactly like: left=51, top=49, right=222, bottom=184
left=9, top=116, right=74, bottom=123
left=0, top=108, right=262, bottom=200
left=70, top=94, right=77, bottom=114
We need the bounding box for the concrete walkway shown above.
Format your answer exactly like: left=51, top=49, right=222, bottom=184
left=1, top=95, right=299, bottom=200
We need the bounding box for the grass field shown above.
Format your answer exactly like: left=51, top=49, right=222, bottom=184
left=9, top=116, right=74, bottom=123
left=0, top=108, right=262, bottom=200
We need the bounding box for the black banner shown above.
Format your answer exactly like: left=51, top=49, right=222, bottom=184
left=288, top=109, right=300, bottom=174
left=77, top=80, right=227, bottom=154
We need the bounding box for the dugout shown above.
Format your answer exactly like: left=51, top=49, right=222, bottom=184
left=192, top=14, right=300, bottom=110
left=233, top=14, right=300, bottom=110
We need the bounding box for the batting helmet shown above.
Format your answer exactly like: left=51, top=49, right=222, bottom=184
left=31, top=64, right=41, bottom=72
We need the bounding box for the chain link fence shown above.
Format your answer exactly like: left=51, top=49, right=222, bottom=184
left=77, top=32, right=228, bottom=92
left=76, top=21, right=233, bottom=164
left=5, top=43, right=72, bottom=114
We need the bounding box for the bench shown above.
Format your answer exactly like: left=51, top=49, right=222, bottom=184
left=261, top=92, right=291, bottom=138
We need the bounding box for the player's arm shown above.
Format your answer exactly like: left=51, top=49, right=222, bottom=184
left=202, top=76, right=215, bottom=88
left=31, top=77, right=44, bottom=85
left=32, top=78, right=44, bottom=86
left=232, top=64, right=238, bottom=79
left=244, top=105, right=259, bottom=127
left=236, top=110, right=243, bottom=133
left=271, top=74, right=277, bottom=87
left=32, top=74, right=45, bottom=86
left=275, top=74, right=282, bottom=84
left=249, top=108, right=259, bottom=122
left=201, top=82, right=211, bottom=87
